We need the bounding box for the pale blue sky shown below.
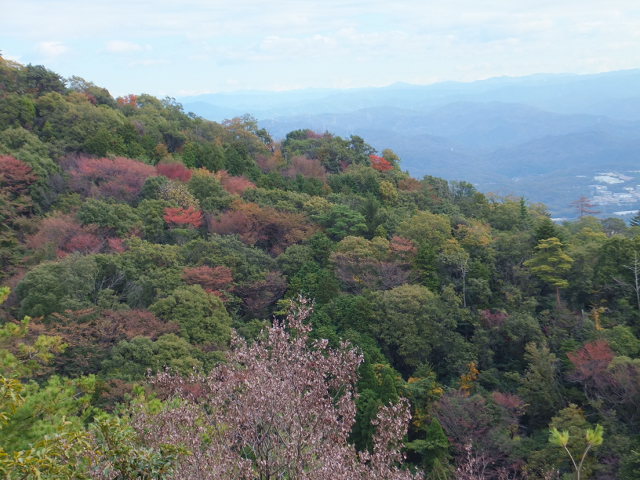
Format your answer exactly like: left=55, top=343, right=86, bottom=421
left=2, top=0, right=640, bottom=97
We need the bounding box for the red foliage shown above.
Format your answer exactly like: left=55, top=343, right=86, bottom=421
left=163, top=206, right=204, bottom=228
left=283, top=155, right=327, bottom=180
left=216, top=170, right=256, bottom=195
left=389, top=236, right=418, bottom=259
left=479, top=309, right=509, bottom=328
left=491, top=392, right=525, bottom=414
left=397, top=178, right=422, bottom=192
left=567, top=339, right=615, bottom=384
left=0, top=155, right=37, bottom=196
left=182, top=265, right=234, bottom=295
left=62, top=232, right=103, bottom=256
left=207, top=202, right=316, bottom=254
left=27, top=214, right=103, bottom=257
left=369, top=154, right=394, bottom=172
left=116, top=94, right=138, bottom=107
left=255, top=153, right=281, bottom=173
left=156, top=161, right=192, bottom=182
left=567, top=339, right=640, bottom=423
left=66, top=156, right=156, bottom=203
left=107, top=237, right=127, bottom=253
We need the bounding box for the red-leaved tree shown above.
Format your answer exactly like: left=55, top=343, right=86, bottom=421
left=66, top=156, right=156, bottom=203
left=369, top=154, right=394, bottom=172
left=182, top=265, right=234, bottom=297
left=216, top=170, right=256, bottom=195
left=163, top=206, right=204, bottom=228
left=207, top=201, right=316, bottom=254
left=0, top=155, right=37, bottom=197
left=567, top=339, right=615, bottom=390
left=27, top=214, right=103, bottom=257
left=567, top=339, right=640, bottom=424
left=134, top=298, right=421, bottom=480
left=156, top=162, right=193, bottom=182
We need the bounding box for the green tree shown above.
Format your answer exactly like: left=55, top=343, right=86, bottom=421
left=525, top=237, right=574, bottom=307
left=518, top=342, right=563, bottom=429
left=150, top=285, right=232, bottom=345
left=16, top=255, right=99, bottom=318
left=548, top=410, right=604, bottom=480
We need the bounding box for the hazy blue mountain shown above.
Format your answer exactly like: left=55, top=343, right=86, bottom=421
left=180, top=69, right=640, bottom=218
left=181, top=69, right=640, bottom=121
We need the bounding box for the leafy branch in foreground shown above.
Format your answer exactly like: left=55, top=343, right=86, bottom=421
left=549, top=424, right=604, bottom=480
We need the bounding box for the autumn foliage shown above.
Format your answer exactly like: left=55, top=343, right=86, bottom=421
left=283, top=155, right=327, bottom=180
left=156, top=161, right=192, bottom=182
left=34, top=309, right=178, bottom=374
left=66, top=156, right=156, bottom=203
left=135, top=298, right=420, bottom=480
left=182, top=265, right=234, bottom=296
left=116, top=94, right=138, bottom=107
left=0, top=155, right=37, bottom=196
left=369, top=154, right=394, bottom=172
left=208, top=201, right=316, bottom=254
left=163, top=206, right=204, bottom=228
left=567, top=339, right=615, bottom=385
left=27, top=214, right=103, bottom=257
left=215, top=170, right=256, bottom=195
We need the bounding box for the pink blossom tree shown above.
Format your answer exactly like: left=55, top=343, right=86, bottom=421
left=134, top=298, right=421, bottom=479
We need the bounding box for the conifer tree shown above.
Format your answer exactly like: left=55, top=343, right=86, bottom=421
left=525, top=237, right=574, bottom=307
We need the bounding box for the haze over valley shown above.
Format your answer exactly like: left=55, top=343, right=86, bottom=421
left=182, top=69, right=640, bottom=218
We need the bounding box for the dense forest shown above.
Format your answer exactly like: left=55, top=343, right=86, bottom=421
left=1, top=56, right=639, bottom=479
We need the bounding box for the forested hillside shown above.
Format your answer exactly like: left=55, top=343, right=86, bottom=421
left=1, top=57, right=640, bottom=479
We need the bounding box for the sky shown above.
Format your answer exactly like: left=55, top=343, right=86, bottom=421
left=2, top=0, right=640, bottom=97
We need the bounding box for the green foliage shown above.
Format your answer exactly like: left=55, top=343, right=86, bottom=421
left=187, top=170, right=231, bottom=212
left=91, top=414, right=186, bottom=479
left=525, top=237, right=574, bottom=303
left=519, top=343, right=563, bottom=429
left=17, top=255, right=99, bottom=318
left=78, top=198, right=141, bottom=235
left=548, top=413, right=604, bottom=480
left=150, top=285, right=232, bottom=345
left=317, top=204, right=368, bottom=240
left=2, top=58, right=640, bottom=478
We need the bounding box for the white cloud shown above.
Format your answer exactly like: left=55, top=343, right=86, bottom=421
left=105, top=40, right=149, bottom=53
left=128, top=58, right=168, bottom=67
left=37, top=41, right=68, bottom=57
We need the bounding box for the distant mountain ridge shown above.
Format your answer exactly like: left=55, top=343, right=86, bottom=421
left=179, top=69, right=640, bottom=218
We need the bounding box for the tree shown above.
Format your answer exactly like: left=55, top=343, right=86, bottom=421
left=156, top=161, right=192, bottom=182
left=525, top=237, right=574, bottom=307
left=135, top=298, right=421, bottom=479
left=66, top=156, right=156, bottom=204
left=549, top=421, right=604, bottom=480
left=163, top=206, right=203, bottom=228
left=518, top=343, right=563, bottom=429
left=613, top=250, right=640, bottom=312
left=0, top=155, right=37, bottom=197
left=369, top=154, right=394, bottom=172
left=27, top=213, right=103, bottom=258
left=182, top=265, right=234, bottom=296
left=571, top=196, right=600, bottom=218
left=150, top=285, right=231, bottom=345
left=208, top=202, right=317, bottom=254
left=16, top=255, right=99, bottom=318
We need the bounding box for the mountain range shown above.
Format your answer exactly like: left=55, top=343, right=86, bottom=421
left=179, top=70, right=640, bottom=219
